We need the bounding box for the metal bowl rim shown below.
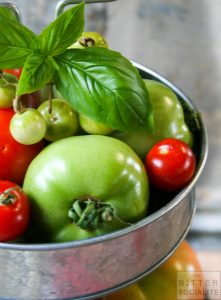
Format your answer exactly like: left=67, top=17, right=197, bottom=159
left=0, top=63, right=208, bottom=252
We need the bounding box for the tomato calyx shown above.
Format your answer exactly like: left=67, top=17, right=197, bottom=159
left=79, top=37, right=95, bottom=47
left=0, top=187, right=18, bottom=205
left=68, top=198, right=114, bottom=230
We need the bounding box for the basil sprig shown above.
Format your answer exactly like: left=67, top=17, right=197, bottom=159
left=54, top=48, right=152, bottom=132
left=38, top=2, right=84, bottom=56
left=17, top=52, right=55, bottom=95
left=0, top=2, right=153, bottom=132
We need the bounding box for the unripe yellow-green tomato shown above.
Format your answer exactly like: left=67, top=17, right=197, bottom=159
left=69, top=31, right=108, bottom=49
left=38, top=99, right=79, bottom=142
left=10, top=109, right=46, bottom=145
left=79, top=114, right=114, bottom=135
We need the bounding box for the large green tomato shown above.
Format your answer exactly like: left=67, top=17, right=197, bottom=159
left=23, top=135, right=149, bottom=243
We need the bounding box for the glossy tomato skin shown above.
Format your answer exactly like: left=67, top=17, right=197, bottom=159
left=10, top=109, right=47, bottom=145
left=112, top=80, right=193, bottom=160
left=0, top=180, right=30, bottom=241
left=23, top=135, right=149, bottom=243
left=145, top=138, right=196, bottom=191
left=38, top=99, right=79, bottom=141
left=0, top=108, right=44, bottom=184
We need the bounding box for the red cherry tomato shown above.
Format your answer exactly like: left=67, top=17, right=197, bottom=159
left=3, top=68, right=22, bottom=79
left=0, top=180, right=30, bottom=241
left=145, top=138, right=196, bottom=191
left=0, top=108, right=44, bottom=185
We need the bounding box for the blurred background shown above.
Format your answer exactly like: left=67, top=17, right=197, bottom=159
left=1, top=0, right=221, bottom=262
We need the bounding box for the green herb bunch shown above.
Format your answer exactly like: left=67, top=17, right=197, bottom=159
left=0, top=2, right=153, bottom=132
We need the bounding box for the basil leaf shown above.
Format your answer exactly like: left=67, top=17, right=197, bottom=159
left=38, top=2, right=84, bottom=57
left=54, top=48, right=153, bottom=132
left=17, top=51, right=54, bottom=96
left=0, top=6, right=19, bottom=22
left=0, top=18, right=38, bottom=69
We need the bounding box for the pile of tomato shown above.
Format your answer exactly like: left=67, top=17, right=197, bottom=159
left=0, top=4, right=204, bottom=299
left=0, top=4, right=197, bottom=243
left=0, top=16, right=202, bottom=300
left=0, top=60, right=197, bottom=243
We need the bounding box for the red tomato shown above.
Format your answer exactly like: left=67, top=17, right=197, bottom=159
left=0, top=108, right=44, bottom=185
left=0, top=180, right=30, bottom=241
left=3, top=68, right=22, bottom=79
left=145, top=138, right=196, bottom=191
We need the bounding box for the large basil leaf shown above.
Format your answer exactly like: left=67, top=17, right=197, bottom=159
left=38, top=2, right=84, bottom=57
left=0, top=18, right=38, bottom=69
left=17, top=51, right=54, bottom=96
left=54, top=48, right=153, bottom=132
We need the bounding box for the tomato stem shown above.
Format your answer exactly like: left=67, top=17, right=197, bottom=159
left=48, top=82, right=54, bottom=114
left=13, top=95, right=25, bottom=114
left=80, top=37, right=95, bottom=47
left=68, top=198, right=114, bottom=230
left=0, top=187, right=17, bottom=205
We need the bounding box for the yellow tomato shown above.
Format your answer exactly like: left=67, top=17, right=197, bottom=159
left=139, top=240, right=205, bottom=300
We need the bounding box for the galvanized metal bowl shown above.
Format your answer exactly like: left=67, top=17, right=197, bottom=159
left=0, top=64, right=208, bottom=300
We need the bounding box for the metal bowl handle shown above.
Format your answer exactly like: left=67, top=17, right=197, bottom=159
left=56, top=0, right=117, bottom=16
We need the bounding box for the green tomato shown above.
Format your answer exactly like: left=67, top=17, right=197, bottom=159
left=112, top=131, right=157, bottom=161
left=69, top=31, right=108, bottom=49
left=0, top=73, right=17, bottom=108
left=79, top=114, right=114, bottom=135
left=144, top=80, right=192, bottom=144
left=23, top=135, right=149, bottom=243
left=10, top=109, right=46, bottom=145
left=38, top=99, right=79, bottom=142
left=113, top=80, right=193, bottom=160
